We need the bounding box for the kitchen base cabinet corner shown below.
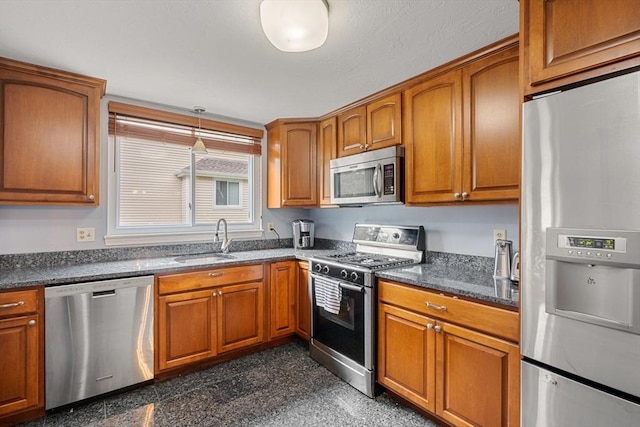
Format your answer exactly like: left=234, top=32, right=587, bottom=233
left=377, top=279, right=519, bottom=427
left=0, top=287, right=44, bottom=425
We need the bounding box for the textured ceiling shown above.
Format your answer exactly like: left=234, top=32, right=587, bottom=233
left=0, top=0, right=519, bottom=127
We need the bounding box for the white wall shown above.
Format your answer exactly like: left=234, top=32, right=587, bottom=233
left=309, top=204, right=519, bottom=257
left=0, top=96, right=519, bottom=257
left=0, top=96, right=304, bottom=255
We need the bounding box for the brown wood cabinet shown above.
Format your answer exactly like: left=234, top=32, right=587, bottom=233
left=337, top=105, right=366, bottom=157
left=266, top=119, right=318, bottom=208
left=404, top=38, right=520, bottom=204
left=318, top=116, right=337, bottom=206
left=0, top=57, right=106, bottom=206
left=377, top=280, right=519, bottom=427
left=521, top=0, right=640, bottom=96
left=0, top=288, right=44, bottom=425
left=268, top=260, right=296, bottom=339
left=337, top=93, right=401, bottom=158
left=156, top=265, right=264, bottom=373
left=295, top=261, right=310, bottom=340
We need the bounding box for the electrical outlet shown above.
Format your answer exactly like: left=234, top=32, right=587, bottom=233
left=267, top=222, right=275, bottom=231
left=77, top=227, right=95, bottom=242
left=493, top=229, right=507, bottom=242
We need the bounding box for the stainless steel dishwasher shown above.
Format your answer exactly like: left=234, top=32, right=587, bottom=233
left=45, top=275, right=154, bottom=409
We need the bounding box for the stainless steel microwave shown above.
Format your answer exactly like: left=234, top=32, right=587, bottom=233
left=330, top=146, right=404, bottom=206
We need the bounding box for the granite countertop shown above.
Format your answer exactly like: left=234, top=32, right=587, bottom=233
left=0, top=248, right=335, bottom=290
left=376, top=264, right=519, bottom=308
left=0, top=247, right=517, bottom=308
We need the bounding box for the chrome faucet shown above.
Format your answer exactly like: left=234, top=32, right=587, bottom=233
left=215, top=218, right=233, bottom=253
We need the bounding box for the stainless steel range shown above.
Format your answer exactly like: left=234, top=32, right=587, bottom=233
left=308, top=224, right=425, bottom=397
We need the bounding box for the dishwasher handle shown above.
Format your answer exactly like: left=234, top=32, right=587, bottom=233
left=92, top=289, right=116, bottom=298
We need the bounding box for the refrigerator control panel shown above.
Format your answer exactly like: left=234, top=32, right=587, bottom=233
left=546, top=228, right=640, bottom=267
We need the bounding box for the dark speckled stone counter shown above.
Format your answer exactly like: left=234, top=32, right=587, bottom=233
left=1, top=243, right=518, bottom=309
left=376, top=263, right=519, bottom=308
left=0, top=248, right=336, bottom=290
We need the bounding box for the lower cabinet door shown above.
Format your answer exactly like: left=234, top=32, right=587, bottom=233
left=157, top=289, right=217, bottom=371
left=295, top=261, right=310, bottom=340
left=0, top=314, right=40, bottom=417
left=377, top=302, right=436, bottom=412
left=217, top=281, right=264, bottom=353
left=436, top=322, right=520, bottom=427
left=269, top=261, right=296, bottom=339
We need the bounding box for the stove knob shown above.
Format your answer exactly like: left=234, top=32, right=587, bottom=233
left=323, top=265, right=330, bottom=274
left=350, top=271, right=359, bottom=281
left=340, top=269, right=348, bottom=279
left=314, top=263, right=322, bottom=272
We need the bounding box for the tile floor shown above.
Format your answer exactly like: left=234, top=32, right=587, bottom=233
left=19, top=340, right=440, bottom=426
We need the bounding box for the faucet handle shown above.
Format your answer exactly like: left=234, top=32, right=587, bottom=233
left=221, top=238, right=233, bottom=253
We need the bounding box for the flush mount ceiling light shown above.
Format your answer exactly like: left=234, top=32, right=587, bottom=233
left=260, top=0, right=329, bottom=52
left=192, top=106, right=208, bottom=154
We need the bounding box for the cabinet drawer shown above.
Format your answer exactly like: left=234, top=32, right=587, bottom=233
left=158, top=264, right=263, bottom=294
left=378, top=280, right=518, bottom=342
left=0, top=289, right=39, bottom=317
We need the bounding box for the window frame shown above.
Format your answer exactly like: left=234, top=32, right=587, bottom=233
left=104, top=101, right=264, bottom=247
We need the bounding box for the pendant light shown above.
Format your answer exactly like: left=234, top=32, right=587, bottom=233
left=260, top=0, right=329, bottom=52
left=192, top=106, right=208, bottom=154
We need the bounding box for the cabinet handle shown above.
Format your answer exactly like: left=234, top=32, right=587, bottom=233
left=453, top=192, right=461, bottom=200
left=28, top=320, right=36, bottom=326
left=88, top=194, right=95, bottom=201
left=434, top=325, right=442, bottom=333
left=358, top=144, right=365, bottom=150
left=426, top=323, right=433, bottom=329
left=212, top=292, right=217, bottom=297
left=425, top=301, right=447, bottom=312
left=208, top=272, right=224, bottom=277
left=218, top=290, right=223, bottom=296
left=461, top=192, right=469, bottom=201
left=0, top=300, right=24, bottom=309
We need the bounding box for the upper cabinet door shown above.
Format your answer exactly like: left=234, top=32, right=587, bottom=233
left=282, top=122, right=318, bottom=207
left=462, top=45, right=520, bottom=201
left=367, top=93, right=402, bottom=151
left=337, top=105, right=366, bottom=157
left=318, top=116, right=337, bottom=206
left=0, top=57, right=105, bottom=206
left=403, top=70, right=463, bottom=204
left=522, top=0, right=640, bottom=95
left=266, top=120, right=318, bottom=208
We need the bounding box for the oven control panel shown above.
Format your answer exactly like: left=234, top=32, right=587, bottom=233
left=310, top=261, right=367, bottom=286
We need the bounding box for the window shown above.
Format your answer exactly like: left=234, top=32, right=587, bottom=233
left=106, top=102, right=263, bottom=246
left=214, top=180, right=241, bottom=207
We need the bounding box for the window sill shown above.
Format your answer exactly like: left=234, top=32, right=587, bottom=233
left=104, top=229, right=264, bottom=247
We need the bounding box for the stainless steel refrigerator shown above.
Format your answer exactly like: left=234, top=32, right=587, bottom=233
left=521, top=69, right=640, bottom=426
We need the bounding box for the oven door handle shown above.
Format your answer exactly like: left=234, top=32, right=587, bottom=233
left=338, top=282, right=365, bottom=293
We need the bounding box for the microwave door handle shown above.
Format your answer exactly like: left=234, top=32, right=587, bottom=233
left=373, top=163, right=382, bottom=197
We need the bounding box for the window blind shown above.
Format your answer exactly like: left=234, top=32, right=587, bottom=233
left=108, top=101, right=262, bottom=155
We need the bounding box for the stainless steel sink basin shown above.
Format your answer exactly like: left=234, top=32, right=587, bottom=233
left=174, top=253, right=236, bottom=264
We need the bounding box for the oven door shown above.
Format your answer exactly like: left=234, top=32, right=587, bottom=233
left=310, top=273, right=372, bottom=369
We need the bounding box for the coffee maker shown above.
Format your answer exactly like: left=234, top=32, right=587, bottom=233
left=292, top=219, right=314, bottom=249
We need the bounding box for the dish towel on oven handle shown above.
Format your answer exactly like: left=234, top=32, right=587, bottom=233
left=314, top=276, right=342, bottom=315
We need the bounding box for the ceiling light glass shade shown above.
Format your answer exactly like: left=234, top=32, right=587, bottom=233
left=260, top=0, right=329, bottom=52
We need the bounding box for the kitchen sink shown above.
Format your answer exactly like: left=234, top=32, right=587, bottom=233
left=174, top=253, right=236, bottom=264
